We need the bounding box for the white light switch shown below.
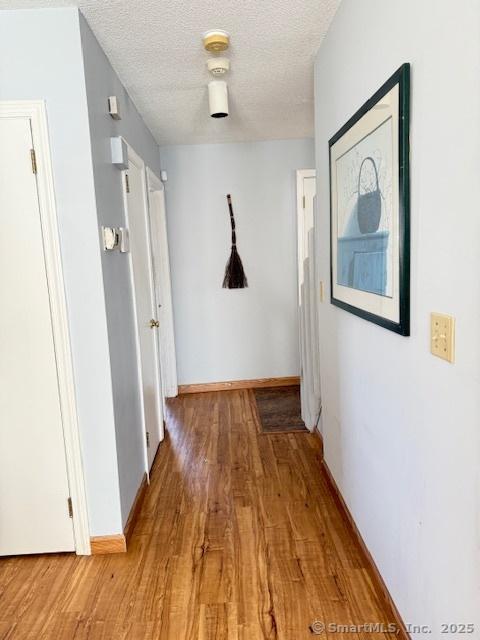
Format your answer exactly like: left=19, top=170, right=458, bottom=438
left=431, top=313, right=455, bottom=363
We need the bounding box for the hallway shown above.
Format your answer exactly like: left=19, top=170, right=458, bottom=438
left=0, top=390, right=399, bottom=639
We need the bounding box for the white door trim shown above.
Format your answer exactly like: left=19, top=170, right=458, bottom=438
left=0, top=100, right=90, bottom=555
left=146, top=167, right=178, bottom=398
left=296, top=169, right=316, bottom=304
left=122, top=144, right=149, bottom=476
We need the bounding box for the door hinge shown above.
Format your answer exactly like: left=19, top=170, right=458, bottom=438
left=146, top=431, right=150, bottom=448
left=125, top=173, right=130, bottom=193
left=302, top=195, right=306, bottom=209
left=67, top=497, right=73, bottom=518
left=30, top=149, right=37, bottom=174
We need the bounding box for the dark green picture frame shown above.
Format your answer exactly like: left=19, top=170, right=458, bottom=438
left=328, top=63, right=410, bottom=336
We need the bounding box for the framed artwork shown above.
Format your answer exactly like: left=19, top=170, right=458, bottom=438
left=329, top=63, right=410, bottom=335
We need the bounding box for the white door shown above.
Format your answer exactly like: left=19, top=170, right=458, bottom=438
left=0, top=116, right=75, bottom=555
left=124, top=149, right=164, bottom=471
left=296, top=170, right=321, bottom=430
left=146, top=169, right=178, bottom=399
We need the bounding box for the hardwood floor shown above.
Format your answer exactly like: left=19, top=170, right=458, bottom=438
left=0, top=390, right=399, bottom=639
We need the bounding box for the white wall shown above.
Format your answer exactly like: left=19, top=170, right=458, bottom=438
left=161, top=139, right=314, bottom=385
left=79, top=15, right=161, bottom=528
left=314, top=0, right=480, bottom=634
left=0, top=8, right=122, bottom=536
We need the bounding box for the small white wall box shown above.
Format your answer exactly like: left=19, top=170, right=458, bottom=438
left=102, top=226, right=119, bottom=251
left=160, top=170, right=168, bottom=182
left=108, top=96, right=121, bottom=120
left=110, top=136, right=129, bottom=170
left=118, top=227, right=130, bottom=253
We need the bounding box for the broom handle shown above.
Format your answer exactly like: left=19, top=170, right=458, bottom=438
left=226, top=194, right=236, bottom=246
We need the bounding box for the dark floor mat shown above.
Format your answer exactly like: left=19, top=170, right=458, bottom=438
left=253, top=385, right=307, bottom=433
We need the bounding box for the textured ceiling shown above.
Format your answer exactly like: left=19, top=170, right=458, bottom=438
left=0, top=0, right=341, bottom=145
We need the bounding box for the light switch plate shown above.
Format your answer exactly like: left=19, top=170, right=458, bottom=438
left=319, top=281, right=325, bottom=302
left=102, top=226, right=118, bottom=251
left=110, top=136, right=129, bottom=170
left=431, top=313, right=455, bottom=363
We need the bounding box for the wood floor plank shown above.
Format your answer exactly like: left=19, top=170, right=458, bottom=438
left=0, top=389, right=401, bottom=639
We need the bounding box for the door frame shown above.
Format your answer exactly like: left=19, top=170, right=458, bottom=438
left=296, top=169, right=316, bottom=304
left=122, top=143, right=164, bottom=475
left=0, top=100, right=90, bottom=555
left=146, top=167, right=178, bottom=398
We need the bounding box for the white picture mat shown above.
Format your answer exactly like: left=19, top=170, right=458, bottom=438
left=331, top=84, right=400, bottom=323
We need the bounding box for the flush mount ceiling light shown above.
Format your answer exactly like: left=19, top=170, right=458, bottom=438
left=203, top=30, right=230, bottom=53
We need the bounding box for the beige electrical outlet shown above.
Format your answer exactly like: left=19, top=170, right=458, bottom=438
left=430, top=313, right=455, bottom=363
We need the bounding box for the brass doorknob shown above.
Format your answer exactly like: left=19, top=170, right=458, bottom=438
left=149, top=319, right=159, bottom=328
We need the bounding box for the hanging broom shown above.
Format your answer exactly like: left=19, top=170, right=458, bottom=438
left=222, top=194, right=248, bottom=289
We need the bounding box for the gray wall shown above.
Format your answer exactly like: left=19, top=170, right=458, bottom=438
left=0, top=8, right=123, bottom=536
left=79, top=15, right=161, bottom=528
left=161, top=139, right=314, bottom=385
left=314, top=0, right=480, bottom=631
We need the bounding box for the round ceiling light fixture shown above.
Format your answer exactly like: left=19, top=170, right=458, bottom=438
left=203, top=30, right=230, bottom=53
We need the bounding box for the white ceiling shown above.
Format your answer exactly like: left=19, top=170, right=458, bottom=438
left=0, top=0, right=340, bottom=145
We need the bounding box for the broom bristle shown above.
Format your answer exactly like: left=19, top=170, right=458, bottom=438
left=222, top=246, right=248, bottom=289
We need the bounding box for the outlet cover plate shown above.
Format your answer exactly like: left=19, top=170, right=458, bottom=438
left=431, top=313, right=455, bottom=363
